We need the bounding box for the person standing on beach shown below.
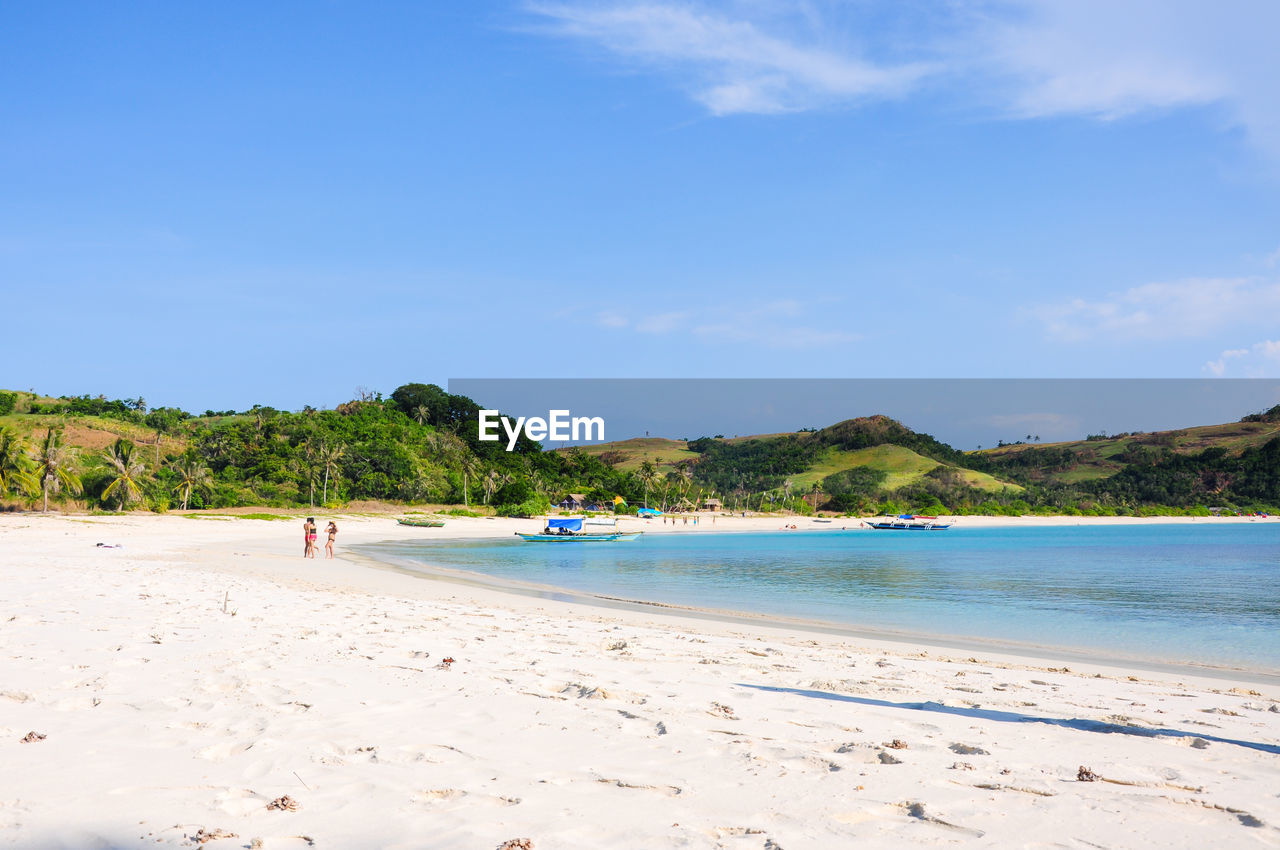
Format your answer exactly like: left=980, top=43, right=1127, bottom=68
left=303, top=517, right=317, bottom=558
left=325, top=521, right=337, bottom=559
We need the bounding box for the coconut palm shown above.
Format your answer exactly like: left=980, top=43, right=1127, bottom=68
left=481, top=469, right=510, bottom=506
left=102, top=438, right=146, bottom=512
left=458, top=453, right=481, bottom=509
left=637, top=460, right=658, bottom=508
left=413, top=404, right=431, bottom=426
left=171, top=458, right=212, bottom=511
left=316, top=441, right=345, bottom=505
left=673, top=462, right=694, bottom=505
left=35, top=428, right=82, bottom=512
left=0, top=427, right=38, bottom=498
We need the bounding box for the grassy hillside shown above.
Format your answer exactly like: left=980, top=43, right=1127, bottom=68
left=4, top=385, right=1276, bottom=515
left=574, top=416, right=1025, bottom=512
left=565, top=437, right=698, bottom=472
left=977, top=417, right=1280, bottom=487
left=787, top=445, right=1018, bottom=493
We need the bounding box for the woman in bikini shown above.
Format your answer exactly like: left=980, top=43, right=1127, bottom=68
left=325, top=521, right=337, bottom=559
left=304, top=517, right=317, bottom=558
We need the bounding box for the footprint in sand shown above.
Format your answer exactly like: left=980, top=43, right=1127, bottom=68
left=412, top=788, right=521, bottom=807
left=197, top=741, right=255, bottom=761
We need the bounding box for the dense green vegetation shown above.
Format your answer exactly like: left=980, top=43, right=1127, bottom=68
left=0, top=385, right=643, bottom=515
left=0, top=386, right=1276, bottom=516
left=974, top=404, right=1280, bottom=513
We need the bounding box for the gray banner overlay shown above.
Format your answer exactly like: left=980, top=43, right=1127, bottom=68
left=448, top=379, right=1280, bottom=450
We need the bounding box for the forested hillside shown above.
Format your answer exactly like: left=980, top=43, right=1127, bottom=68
left=1, top=386, right=1277, bottom=516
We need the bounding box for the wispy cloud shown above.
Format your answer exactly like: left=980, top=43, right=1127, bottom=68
left=1031, top=278, right=1280, bottom=342
left=636, top=310, right=691, bottom=333
left=524, top=1, right=1280, bottom=157
left=1204, top=340, right=1280, bottom=377
left=692, top=300, right=858, bottom=348
left=526, top=2, right=932, bottom=115
left=972, top=0, right=1280, bottom=155
left=594, top=299, right=857, bottom=349
left=595, top=310, right=629, bottom=328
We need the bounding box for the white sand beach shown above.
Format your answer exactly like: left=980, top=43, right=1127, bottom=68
left=2, top=513, right=1279, bottom=849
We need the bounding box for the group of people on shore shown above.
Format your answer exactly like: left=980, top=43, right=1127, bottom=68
left=302, top=517, right=337, bottom=559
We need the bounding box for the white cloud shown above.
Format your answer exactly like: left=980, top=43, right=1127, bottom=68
left=1032, top=278, right=1280, bottom=342
left=693, top=300, right=857, bottom=348
left=1205, top=340, right=1280, bottom=376
left=525, top=1, right=1280, bottom=157
left=593, top=299, right=856, bottom=348
left=596, top=310, right=629, bottom=328
left=972, top=0, right=1280, bottom=154
left=526, top=2, right=932, bottom=115
left=635, top=310, right=691, bottom=334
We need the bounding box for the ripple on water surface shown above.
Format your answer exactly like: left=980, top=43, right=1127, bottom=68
left=363, top=524, right=1280, bottom=672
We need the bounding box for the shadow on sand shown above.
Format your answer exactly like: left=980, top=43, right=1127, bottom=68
left=736, top=683, right=1280, bottom=755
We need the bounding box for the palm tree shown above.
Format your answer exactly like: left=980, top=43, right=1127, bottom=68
left=674, top=462, right=693, bottom=501
left=481, top=469, right=509, bottom=506
left=637, top=460, right=658, bottom=508
left=0, top=427, right=38, bottom=498
left=413, top=404, right=431, bottom=426
left=458, top=453, right=481, bottom=509
left=102, top=438, right=146, bottom=512
left=316, top=441, right=344, bottom=505
left=35, top=428, right=82, bottom=512
left=171, top=458, right=212, bottom=511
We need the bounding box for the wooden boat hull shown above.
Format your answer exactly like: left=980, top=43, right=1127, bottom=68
left=866, top=521, right=950, bottom=530
left=397, top=519, right=446, bottom=527
left=516, top=532, right=642, bottom=542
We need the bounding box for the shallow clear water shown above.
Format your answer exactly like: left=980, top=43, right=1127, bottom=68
left=363, top=524, right=1280, bottom=672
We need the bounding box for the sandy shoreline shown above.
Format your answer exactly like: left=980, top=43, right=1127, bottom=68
left=352, top=537, right=1280, bottom=688
left=3, top=513, right=1279, bottom=848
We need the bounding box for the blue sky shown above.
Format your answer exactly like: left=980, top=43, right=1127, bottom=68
left=2, top=1, right=1279, bottom=414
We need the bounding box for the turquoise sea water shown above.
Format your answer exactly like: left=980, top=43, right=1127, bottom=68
left=361, top=524, right=1280, bottom=673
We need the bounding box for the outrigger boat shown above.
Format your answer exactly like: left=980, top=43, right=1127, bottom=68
left=397, top=517, right=446, bottom=528
left=516, top=517, right=642, bottom=542
left=865, top=514, right=951, bottom=530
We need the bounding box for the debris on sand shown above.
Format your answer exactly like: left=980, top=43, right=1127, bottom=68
left=267, top=795, right=301, bottom=811
left=497, top=840, right=533, bottom=850
left=190, top=827, right=238, bottom=844
left=1077, top=766, right=1100, bottom=782
left=19, top=731, right=46, bottom=743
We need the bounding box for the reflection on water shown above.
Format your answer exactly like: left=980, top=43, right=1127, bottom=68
left=363, top=524, right=1280, bottom=671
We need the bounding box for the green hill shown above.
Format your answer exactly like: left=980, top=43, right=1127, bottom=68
left=788, top=445, right=1017, bottom=493
left=567, top=437, right=698, bottom=473
left=977, top=414, right=1280, bottom=487
left=3, top=385, right=1277, bottom=516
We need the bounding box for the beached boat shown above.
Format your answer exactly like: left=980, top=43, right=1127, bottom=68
left=865, top=514, right=951, bottom=530
left=516, top=517, right=641, bottom=542
left=397, top=518, right=446, bottom=527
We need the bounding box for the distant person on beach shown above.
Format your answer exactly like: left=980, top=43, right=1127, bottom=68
left=303, top=517, right=317, bottom=558
left=325, top=521, right=337, bottom=559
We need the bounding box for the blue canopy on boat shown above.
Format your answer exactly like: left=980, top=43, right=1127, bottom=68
left=547, top=518, right=583, bottom=531
left=636, top=508, right=662, bottom=517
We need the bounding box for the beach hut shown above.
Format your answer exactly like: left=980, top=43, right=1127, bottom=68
left=557, top=494, right=588, bottom=511
left=701, top=497, right=723, bottom=512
